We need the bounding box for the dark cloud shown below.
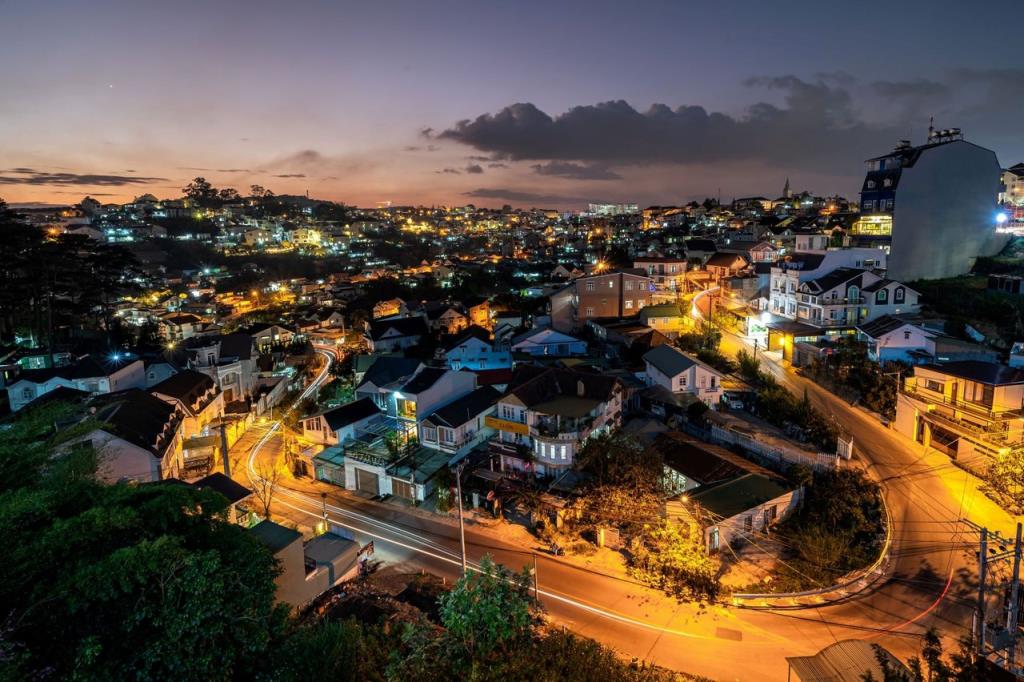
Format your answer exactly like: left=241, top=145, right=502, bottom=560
left=438, top=77, right=909, bottom=172
left=487, top=162, right=508, bottom=168
left=179, top=166, right=252, bottom=173
left=531, top=161, right=621, bottom=180
left=465, top=155, right=492, bottom=162
left=464, top=187, right=595, bottom=205
left=464, top=164, right=484, bottom=174
left=0, top=171, right=167, bottom=187
left=404, top=145, right=421, bottom=151
left=273, top=173, right=306, bottom=178
left=436, top=167, right=461, bottom=174
left=420, top=127, right=435, bottom=138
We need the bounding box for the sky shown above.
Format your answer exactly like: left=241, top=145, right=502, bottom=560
left=1, top=0, right=1022, bottom=209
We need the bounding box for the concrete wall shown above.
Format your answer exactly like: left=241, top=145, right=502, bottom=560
left=888, top=141, right=1006, bottom=281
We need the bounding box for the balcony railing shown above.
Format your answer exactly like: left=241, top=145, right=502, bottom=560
left=904, top=384, right=1024, bottom=422
left=922, top=408, right=1015, bottom=444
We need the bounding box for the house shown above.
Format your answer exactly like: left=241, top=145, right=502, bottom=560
left=150, top=369, right=224, bottom=444
left=373, top=298, right=407, bottom=319
left=186, top=333, right=258, bottom=403
left=511, top=327, right=587, bottom=357
left=354, top=356, right=422, bottom=405
left=6, top=356, right=146, bottom=413
left=79, top=389, right=185, bottom=483
left=158, top=313, right=206, bottom=342
left=465, top=297, right=490, bottom=328
left=666, top=472, right=801, bottom=553
left=789, top=268, right=920, bottom=329
left=638, top=303, right=688, bottom=339
left=651, top=432, right=775, bottom=494
left=548, top=269, right=655, bottom=332
left=487, top=366, right=623, bottom=477
left=684, top=238, right=717, bottom=264
left=643, top=345, right=723, bottom=405
left=193, top=472, right=253, bottom=525
left=786, top=640, right=911, bottom=682
left=704, top=252, right=749, bottom=280
left=365, top=317, right=429, bottom=352
left=302, top=397, right=382, bottom=445
left=632, top=256, right=688, bottom=291
left=419, top=385, right=501, bottom=460
left=895, top=361, right=1024, bottom=466
left=768, top=247, right=887, bottom=321
left=444, top=327, right=511, bottom=370
left=245, top=323, right=296, bottom=351
left=249, top=520, right=366, bottom=609
left=426, top=305, right=469, bottom=335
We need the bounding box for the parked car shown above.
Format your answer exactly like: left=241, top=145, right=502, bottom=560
left=721, top=391, right=745, bottom=410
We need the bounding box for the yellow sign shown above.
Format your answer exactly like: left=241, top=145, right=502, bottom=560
left=484, top=416, right=529, bottom=436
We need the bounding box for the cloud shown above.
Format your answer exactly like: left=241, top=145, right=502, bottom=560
left=436, top=167, right=461, bottom=174
left=487, top=162, right=508, bottom=169
left=178, top=166, right=252, bottom=173
left=531, top=161, right=622, bottom=180
left=464, top=187, right=595, bottom=205
left=404, top=146, right=421, bottom=152
left=0, top=170, right=167, bottom=187
left=464, top=164, right=484, bottom=174
left=273, top=173, right=306, bottom=178
left=437, top=77, right=916, bottom=172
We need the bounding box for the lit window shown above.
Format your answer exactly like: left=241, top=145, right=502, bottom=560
left=624, top=300, right=633, bottom=310
left=585, top=281, right=595, bottom=291
left=608, top=281, right=614, bottom=289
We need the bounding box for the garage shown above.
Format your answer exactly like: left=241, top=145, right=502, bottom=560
left=391, top=478, right=415, bottom=501
left=355, top=468, right=380, bottom=496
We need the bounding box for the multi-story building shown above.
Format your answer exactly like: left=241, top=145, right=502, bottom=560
left=485, top=366, right=623, bottom=477
left=895, top=361, right=1024, bottom=464
left=643, top=345, right=724, bottom=406
left=632, top=256, right=688, bottom=291
left=791, top=267, right=920, bottom=328
left=1001, top=163, right=1024, bottom=207
left=855, top=130, right=1006, bottom=281
left=548, top=269, right=654, bottom=333
left=186, top=333, right=257, bottom=403
left=768, top=247, right=887, bottom=320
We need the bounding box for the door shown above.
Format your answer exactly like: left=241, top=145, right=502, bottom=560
left=392, top=478, right=415, bottom=501
left=355, top=468, right=380, bottom=495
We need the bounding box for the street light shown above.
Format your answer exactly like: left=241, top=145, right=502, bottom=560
left=455, top=460, right=468, bottom=575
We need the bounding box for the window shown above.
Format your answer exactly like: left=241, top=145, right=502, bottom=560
left=441, top=427, right=455, bottom=444
left=904, top=330, right=911, bottom=340
left=608, top=280, right=615, bottom=289
left=883, top=178, right=892, bottom=188
left=22, top=388, right=33, bottom=400
left=679, top=376, right=687, bottom=388
left=585, top=306, right=594, bottom=317
left=585, top=281, right=595, bottom=292
left=560, top=445, right=567, bottom=460
left=866, top=180, right=876, bottom=189
left=625, top=280, right=634, bottom=291
left=624, top=300, right=633, bottom=310
left=923, top=379, right=944, bottom=393
left=894, top=287, right=905, bottom=303
left=423, top=427, right=437, bottom=442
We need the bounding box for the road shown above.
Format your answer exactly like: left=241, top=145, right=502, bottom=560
left=232, top=340, right=1018, bottom=680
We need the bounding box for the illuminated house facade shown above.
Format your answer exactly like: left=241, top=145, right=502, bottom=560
left=548, top=270, right=655, bottom=333
left=855, top=131, right=1005, bottom=281
left=895, top=361, right=1024, bottom=464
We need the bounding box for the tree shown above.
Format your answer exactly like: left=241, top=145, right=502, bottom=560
left=437, top=555, right=535, bottom=662
left=218, top=187, right=241, bottom=202
left=251, top=452, right=283, bottom=518
left=0, top=404, right=285, bottom=680
left=628, top=517, right=719, bottom=601
left=183, top=176, right=218, bottom=206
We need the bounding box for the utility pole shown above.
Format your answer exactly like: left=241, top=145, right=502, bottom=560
left=219, top=422, right=231, bottom=477
left=455, top=461, right=467, bottom=575
left=979, top=526, right=988, bottom=652
left=1007, top=522, right=1023, bottom=671
left=533, top=552, right=540, bottom=601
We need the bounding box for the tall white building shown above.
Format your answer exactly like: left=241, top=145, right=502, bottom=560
left=854, top=130, right=1005, bottom=281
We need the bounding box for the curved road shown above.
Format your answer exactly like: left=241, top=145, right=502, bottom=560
left=234, top=339, right=1016, bottom=679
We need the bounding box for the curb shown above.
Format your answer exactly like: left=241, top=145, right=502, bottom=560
left=729, top=460, right=895, bottom=609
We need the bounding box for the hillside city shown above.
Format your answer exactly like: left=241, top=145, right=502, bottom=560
left=3, top=128, right=1024, bottom=680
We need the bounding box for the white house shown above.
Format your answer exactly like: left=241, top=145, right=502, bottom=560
left=643, top=344, right=723, bottom=405
left=419, top=386, right=500, bottom=461
left=302, top=397, right=381, bottom=445
left=365, top=317, right=428, bottom=352
left=510, top=328, right=587, bottom=357
left=7, top=356, right=146, bottom=413
left=444, top=329, right=511, bottom=371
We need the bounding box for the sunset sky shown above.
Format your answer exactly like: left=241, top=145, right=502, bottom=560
left=2, top=0, right=1022, bottom=208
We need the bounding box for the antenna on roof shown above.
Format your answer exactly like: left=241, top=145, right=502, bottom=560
left=928, top=116, right=935, bottom=141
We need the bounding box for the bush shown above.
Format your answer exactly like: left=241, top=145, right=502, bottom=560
left=628, top=519, right=719, bottom=602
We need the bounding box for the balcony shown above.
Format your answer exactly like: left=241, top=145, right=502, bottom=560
left=904, top=384, right=1024, bottom=422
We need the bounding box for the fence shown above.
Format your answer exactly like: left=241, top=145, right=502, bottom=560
left=709, top=423, right=840, bottom=471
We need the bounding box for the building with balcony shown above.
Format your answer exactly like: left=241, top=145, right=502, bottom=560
left=487, top=366, right=623, bottom=477
left=186, top=332, right=257, bottom=403
left=768, top=247, right=887, bottom=321
left=895, top=361, right=1024, bottom=465
left=419, top=385, right=501, bottom=461
left=548, top=269, right=654, bottom=333
left=790, top=267, right=920, bottom=329
left=302, top=397, right=382, bottom=446
left=632, top=256, right=688, bottom=291
left=643, top=344, right=724, bottom=406
left=856, top=131, right=1005, bottom=281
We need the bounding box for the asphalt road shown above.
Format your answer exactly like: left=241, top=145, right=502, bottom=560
left=230, top=340, right=1020, bottom=680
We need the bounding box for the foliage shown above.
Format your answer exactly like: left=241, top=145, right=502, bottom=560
left=275, top=619, right=386, bottom=682
left=861, top=628, right=984, bottom=682
left=736, top=349, right=760, bottom=380
left=742, top=361, right=839, bottom=452
left=628, top=518, right=719, bottom=601
left=911, top=275, right=1024, bottom=348
left=770, top=468, right=884, bottom=592
left=803, top=337, right=905, bottom=419
left=0, top=405, right=286, bottom=680
left=985, top=446, right=1024, bottom=512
